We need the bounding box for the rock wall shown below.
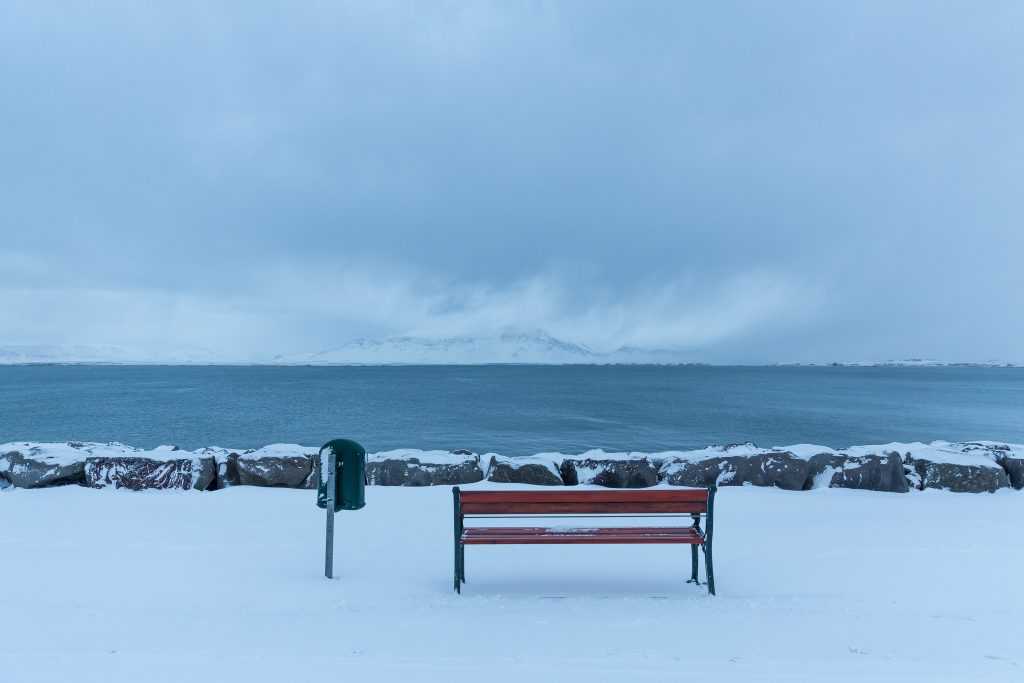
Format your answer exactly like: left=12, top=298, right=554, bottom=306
left=85, top=454, right=216, bottom=491
left=805, top=453, right=909, bottom=493
left=486, top=455, right=562, bottom=486
left=366, top=450, right=485, bottom=486
left=661, top=450, right=810, bottom=490
left=0, top=449, right=86, bottom=488
left=2, top=440, right=1022, bottom=494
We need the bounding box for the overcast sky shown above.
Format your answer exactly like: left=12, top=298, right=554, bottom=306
left=2, top=1, right=1022, bottom=362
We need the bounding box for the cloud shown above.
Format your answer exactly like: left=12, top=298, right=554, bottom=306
left=1, top=2, right=1022, bottom=362
left=0, top=252, right=818, bottom=359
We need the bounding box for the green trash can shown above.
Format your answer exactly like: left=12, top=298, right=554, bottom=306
left=317, top=439, right=367, bottom=512
left=318, top=438, right=367, bottom=579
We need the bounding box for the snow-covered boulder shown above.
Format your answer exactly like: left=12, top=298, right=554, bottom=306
left=486, top=454, right=563, bottom=485
left=0, top=448, right=85, bottom=488
left=0, top=442, right=92, bottom=488
left=367, top=450, right=484, bottom=486
left=997, top=455, right=1024, bottom=490
left=84, top=447, right=216, bottom=491
left=802, top=442, right=1011, bottom=493
left=957, top=442, right=1024, bottom=490
left=214, top=453, right=239, bottom=488
left=659, top=445, right=809, bottom=490
left=899, top=442, right=1010, bottom=493
left=803, top=452, right=909, bottom=493
left=912, top=459, right=1008, bottom=493
left=559, top=451, right=661, bottom=488
left=228, top=445, right=316, bottom=488
left=191, top=448, right=239, bottom=489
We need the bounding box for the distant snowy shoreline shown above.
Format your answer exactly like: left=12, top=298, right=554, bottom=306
left=1, top=338, right=1017, bottom=367
left=0, top=360, right=1018, bottom=368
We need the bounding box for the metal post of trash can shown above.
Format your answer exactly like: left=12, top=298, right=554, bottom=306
left=325, top=451, right=336, bottom=579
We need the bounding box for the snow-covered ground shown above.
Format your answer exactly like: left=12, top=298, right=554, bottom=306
left=2, top=484, right=1021, bottom=682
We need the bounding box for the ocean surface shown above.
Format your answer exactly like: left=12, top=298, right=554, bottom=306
left=1, top=365, right=1022, bottom=454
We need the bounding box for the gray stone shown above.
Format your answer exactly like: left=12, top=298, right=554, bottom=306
left=805, top=453, right=910, bottom=493
left=0, top=448, right=86, bottom=488
left=236, top=453, right=314, bottom=488
left=301, top=464, right=319, bottom=489
left=657, top=458, right=717, bottom=487
left=903, top=459, right=922, bottom=490
left=486, top=456, right=563, bottom=485
left=998, top=457, right=1024, bottom=490
left=298, top=451, right=319, bottom=489
left=214, top=452, right=242, bottom=489
left=739, top=452, right=809, bottom=490
left=84, top=456, right=216, bottom=491
left=560, top=457, right=660, bottom=488
left=661, top=452, right=809, bottom=490
left=958, top=443, right=1023, bottom=490
left=367, top=455, right=484, bottom=486
left=909, top=458, right=1009, bottom=493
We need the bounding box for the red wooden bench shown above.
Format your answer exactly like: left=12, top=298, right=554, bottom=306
left=451, top=486, right=716, bottom=594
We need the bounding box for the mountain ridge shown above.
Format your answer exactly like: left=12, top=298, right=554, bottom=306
left=273, top=331, right=694, bottom=365
left=0, top=335, right=1018, bottom=367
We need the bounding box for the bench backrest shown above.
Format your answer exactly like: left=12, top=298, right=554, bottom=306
left=455, top=488, right=711, bottom=516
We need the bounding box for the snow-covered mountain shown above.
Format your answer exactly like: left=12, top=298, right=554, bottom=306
left=0, top=334, right=689, bottom=365
left=278, top=331, right=593, bottom=365
left=275, top=332, right=695, bottom=365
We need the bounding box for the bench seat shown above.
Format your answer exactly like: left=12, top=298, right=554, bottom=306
left=462, top=526, right=704, bottom=544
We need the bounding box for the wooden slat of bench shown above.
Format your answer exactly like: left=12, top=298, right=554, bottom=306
left=460, top=501, right=708, bottom=515
left=464, top=537, right=699, bottom=545
left=458, top=490, right=708, bottom=504
left=465, top=526, right=698, bottom=535
left=462, top=526, right=703, bottom=545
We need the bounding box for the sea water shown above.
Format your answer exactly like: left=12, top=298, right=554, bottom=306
left=1, top=364, right=1021, bottom=454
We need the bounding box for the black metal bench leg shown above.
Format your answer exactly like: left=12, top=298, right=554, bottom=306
left=687, top=544, right=699, bottom=584
left=454, top=541, right=461, bottom=594
left=453, top=487, right=463, bottom=594
left=704, top=543, right=715, bottom=596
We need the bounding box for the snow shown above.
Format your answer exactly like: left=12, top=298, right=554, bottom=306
left=552, top=441, right=1022, bottom=470
left=370, top=448, right=483, bottom=464
left=0, top=441, right=145, bottom=466
left=1, top=484, right=1021, bottom=682
left=319, top=447, right=330, bottom=485
left=842, top=441, right=1009, bottom=468
left=489, top=453, right=561, bottom=474
left=239, top=443, right=317, bottom=459
left=785, top=443, right=839, bottom=458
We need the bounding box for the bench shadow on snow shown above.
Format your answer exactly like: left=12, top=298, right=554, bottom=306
left=444, top=574, right=712, bottom=598
left=433, top=543, right=712, bottom=598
